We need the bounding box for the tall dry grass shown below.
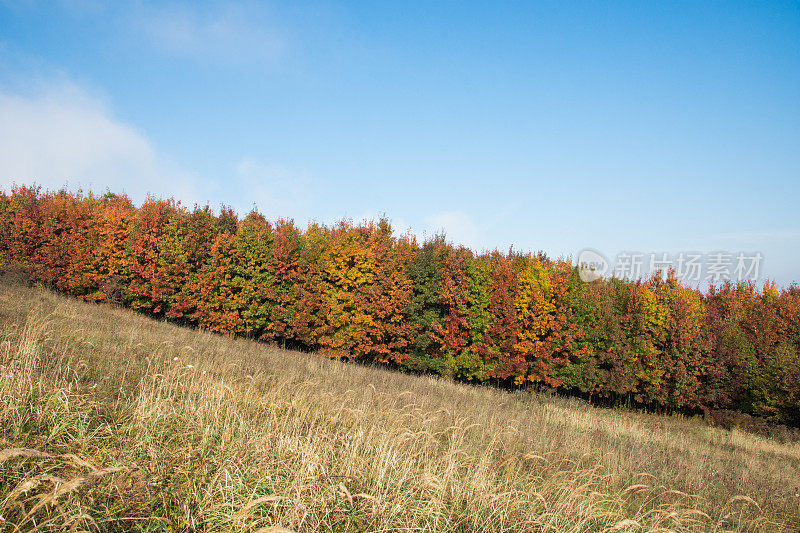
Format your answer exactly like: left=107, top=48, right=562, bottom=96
left=0, top=278, right=798, bottom=532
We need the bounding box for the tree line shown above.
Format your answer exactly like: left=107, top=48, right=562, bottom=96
left=1, top=186, right=798, bottom=426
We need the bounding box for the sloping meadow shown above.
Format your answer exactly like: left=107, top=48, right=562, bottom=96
left=1, top=280, right=799, bottom=531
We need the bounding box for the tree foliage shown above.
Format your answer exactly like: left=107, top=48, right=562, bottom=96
left=2, top=187, right=798, bottom=425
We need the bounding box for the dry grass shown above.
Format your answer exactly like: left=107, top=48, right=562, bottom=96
left=0, top=278, right=798, bottom=532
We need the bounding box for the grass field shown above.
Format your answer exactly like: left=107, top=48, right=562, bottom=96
left=1, top=278, right=799, bottom=532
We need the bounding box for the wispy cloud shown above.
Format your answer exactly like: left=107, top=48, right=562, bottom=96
left=0, top=0, right=103, bottom=13
left=0, top=80, right=203, bottom=204
left=718, top=230, right=800, bottom=242
left=425, top=210, right=485, bottom=250
left=0, top=75, right=320, bottom=219
left=228, top=157, right=313, bottom=222
left=133, top=1, right=285, bottom=65
left=2, top=0, right=286, bottom=66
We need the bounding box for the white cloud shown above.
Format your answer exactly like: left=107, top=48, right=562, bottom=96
left=0, top=79, right=319, bottom=220
left=0, top=81, right=203, bottom=204
left=134, top=2, right=285, bottom=65
left=229, top=157, right=312, bottom=222
left=344, top=210, right=413, bottom=236
left=425, top=210, right=484, bottom=250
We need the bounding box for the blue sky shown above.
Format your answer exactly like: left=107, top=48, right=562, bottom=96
left=1, top=1, right=798, bottom=285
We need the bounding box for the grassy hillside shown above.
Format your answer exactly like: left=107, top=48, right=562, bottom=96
left=1, top=278, right=798, bottom=532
